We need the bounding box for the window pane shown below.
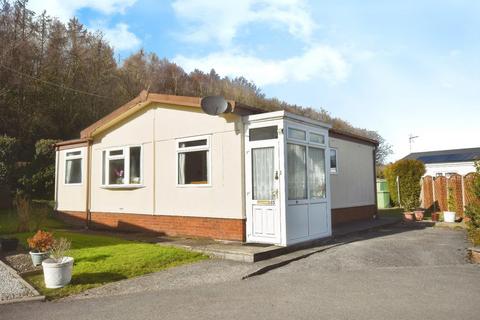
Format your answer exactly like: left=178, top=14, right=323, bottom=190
left=179, top=139, right=207, bottom=148
left=310, top=133, right=325, bottom=144
left=66, top=150, right=81, bottom=157
left=288, top=128, right=306, bottom=141
left=129, top=147, right=141, bottom=184
left=178, top=150, right=208, bottom=184
left=109, top=149, right=123, bottom=156
left=109, top=159, right=125, bottom=184
left=249, top=126, right=278, bottom=141
left=287, top=144, right=307, bottom=200
left=330, top=149, right=337, bottom=173
left=65, top=159, right=82, bottom=184
left=252, top=147, right=274, bottom=200
left=309, top=147, right=326, bottom=199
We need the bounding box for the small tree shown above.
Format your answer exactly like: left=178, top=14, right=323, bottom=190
left=384, top=159, right=425, bottom=211
left=465, top=162, right=480, bottom=246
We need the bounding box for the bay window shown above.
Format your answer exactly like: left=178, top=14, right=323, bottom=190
left=102, top=146, right=142, bottom=186
left=177, top=136, right=210, bottom=185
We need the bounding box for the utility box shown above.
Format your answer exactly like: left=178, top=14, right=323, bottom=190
left=376, top=179, right=390, bottom=209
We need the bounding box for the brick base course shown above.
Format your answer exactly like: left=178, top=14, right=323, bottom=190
left=56, top=211, right=246, bottom=241
left=331, top=204, right=377, bottom=226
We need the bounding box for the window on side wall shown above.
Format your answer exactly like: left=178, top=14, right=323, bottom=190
left=177, top=136, right=210, bottom=185
left=65, top=149, right=83, bottom=184
left=330, top=148, right=338, bottom=174
left=102, top=146, right=142, bottom=186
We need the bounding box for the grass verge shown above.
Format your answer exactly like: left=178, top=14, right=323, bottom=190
left=13, top=231, right=207, bottom=299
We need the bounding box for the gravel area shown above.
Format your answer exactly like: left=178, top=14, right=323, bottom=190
left=3, top=253, right=42, bottom=274
left=0, top=261, right=37, bottom=302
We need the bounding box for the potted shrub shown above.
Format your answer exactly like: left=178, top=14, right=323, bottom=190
left=414, top=209, right=425, bottom=221
left=444, top=186, right=457, bottom=223
left=42, top=237, right=74, bottom=288
left=1, top=237, right=19, bottom=251
left=431, top=212, right=440, bottom=222
left=27, top=230, right=54, bottom=266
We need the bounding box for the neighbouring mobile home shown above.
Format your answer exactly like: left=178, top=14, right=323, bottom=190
left=55, top=91, right=378, bottom=246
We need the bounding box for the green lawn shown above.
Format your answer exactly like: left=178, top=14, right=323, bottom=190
left=13, top=231, right=207, bottom=299
left=0, top=207, right=66, bottom=235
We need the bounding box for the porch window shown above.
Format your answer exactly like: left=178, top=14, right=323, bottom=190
left=288, top=128, right=306, bottom=141
left=65, top=150, right=82, bottom=184
left=177, top=136, right=210, bottom=185
left=308, top=147, right=326, bottom=199
left=330, top=148, right=338, bottom=174
left=103, top=146, right=142, bottom=186
left=287, top=144, right=307, bottom=200
left=249, top=126, right=278, bottom=141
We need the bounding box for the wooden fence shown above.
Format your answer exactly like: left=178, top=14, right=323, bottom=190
left=421, top=173, right=478, bottom=216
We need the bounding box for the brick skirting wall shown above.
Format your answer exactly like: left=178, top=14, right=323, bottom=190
left=55, top=211, right=246, bottom=241
left=331, top=204, right=377, bottom=226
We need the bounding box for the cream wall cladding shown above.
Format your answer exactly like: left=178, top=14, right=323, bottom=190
left=56, top=146, right=87, bottom=211
left=83, top=103, right=244, bottom=219
left=329, top=137, right=375, bottom=209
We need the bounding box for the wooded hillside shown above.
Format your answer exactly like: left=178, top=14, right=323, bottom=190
left=0, top=0, right=391, bottom=163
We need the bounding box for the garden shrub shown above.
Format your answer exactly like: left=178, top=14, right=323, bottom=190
left=0, top=135, right=19, bottom=186
left=465, top=162, right=480, bottom=246
left=18, top=139, right=59, bottom=199
left=384, top=159, right=425, bottom=211
left=27, top=230, right=54, bottom=252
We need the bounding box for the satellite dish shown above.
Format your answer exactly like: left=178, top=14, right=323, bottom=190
left=201, top=96, right=229, bottom=115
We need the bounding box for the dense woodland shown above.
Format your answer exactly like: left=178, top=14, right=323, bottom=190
left=0, top=0, right=391, bottom=163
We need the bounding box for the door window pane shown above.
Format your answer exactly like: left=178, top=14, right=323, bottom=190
left=178, top=150, right=208, bottom=184
left=109, top=159, right=125, bottom=185
left=249, top=126, right=278, bottom=141
left=129, top=147, right=141, bottom=184
left=252, top=147, right=274, bottom=200
left=309, top=147, right=326, bottom=199
left=287, top=144, right=307, bottom=200
left=65, top=158, right=82, bottom=184
left=288, top=128, right=306, bottom=141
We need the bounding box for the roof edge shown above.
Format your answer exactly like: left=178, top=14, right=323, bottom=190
left=329, top=128, right=379, bottom=146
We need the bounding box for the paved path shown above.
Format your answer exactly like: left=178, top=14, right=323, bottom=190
left=1, top=224, right=479, bottom=319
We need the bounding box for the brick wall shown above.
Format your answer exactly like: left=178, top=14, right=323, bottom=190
left=56, top=211, right=246, bottom=241
left=332, top=205, right=377, bottom=226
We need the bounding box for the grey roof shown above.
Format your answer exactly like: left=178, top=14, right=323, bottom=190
left=403, top=147, right=480, bottom=164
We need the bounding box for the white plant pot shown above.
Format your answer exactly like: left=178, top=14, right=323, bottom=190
left=42, top=257, right=74, bottom=288
left=443, top=211, right=456, bottom=223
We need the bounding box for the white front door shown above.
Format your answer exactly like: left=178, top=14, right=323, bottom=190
left=246, top=139, right=281, bottom=244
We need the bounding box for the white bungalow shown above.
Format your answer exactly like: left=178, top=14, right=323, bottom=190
left=55, top=91, right=378, bottom=246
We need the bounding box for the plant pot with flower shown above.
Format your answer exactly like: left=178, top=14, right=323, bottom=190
left=444, top=186, right=457, bottom=223
left=42, top=237, right=74, bottom=288
left=28, top=230, right=54, bottom=266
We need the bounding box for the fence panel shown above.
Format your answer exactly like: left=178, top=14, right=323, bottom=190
left=434, top=176, right=448, bottom=212
left=448, top=174, right=464, bottom=216
left=464, top=172, right=479, bottom=208
left=422, top=176, right=434, bottom=211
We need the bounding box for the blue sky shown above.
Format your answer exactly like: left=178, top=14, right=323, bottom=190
left=28, top=0, right=480, bottom=161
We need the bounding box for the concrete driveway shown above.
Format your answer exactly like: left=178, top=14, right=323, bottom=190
left=1, top=224, right=479, bottom=320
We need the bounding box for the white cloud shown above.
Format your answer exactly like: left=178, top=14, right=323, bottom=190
left=28, top=0, right=137, bottom=22
left=93, top=22, right=141, bottom=52
left=171, top=0, right=316, bottom=46
left=174, top=45, right=349, bottom=86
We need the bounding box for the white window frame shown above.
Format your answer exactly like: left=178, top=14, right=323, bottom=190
left=102, top=145, right=143, bottom=188
left=330, top=148, right=338, bottom=174
left=286, top=125, right=328, bottom=203
left=176, top=135, right=212, bottom=187
left=64, top=148, right=83, bottom=185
